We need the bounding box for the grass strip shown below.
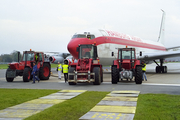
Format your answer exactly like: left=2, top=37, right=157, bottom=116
left=25, top=91, right=109, bottom=120
left=0, top=88, right=59, bottom=110
left=1, top=89, right=180, bottom=120
left=134, top=94, right=180, bottom=120
left=0, top=64, right=8, bottom=69
left=0, top=64, right=58, bottom=69
left=50, top=63, right=58, bottom=68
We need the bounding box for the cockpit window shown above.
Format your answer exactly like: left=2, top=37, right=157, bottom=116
left=72, top=34, right=86, bottom=39
left=72, top=34, right=95, bottom=39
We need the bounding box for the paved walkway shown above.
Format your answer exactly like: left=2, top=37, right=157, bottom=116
left=0, top=90, right=86, bottom=120
left=0, top=90, right=140, bottom=120
left=79, top=90, right=140, bottom=120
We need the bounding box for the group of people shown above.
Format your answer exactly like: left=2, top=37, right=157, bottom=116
left=31, top=55, right=147, bottom=83
left=57, top=60, right=69, bottom=83
left=31, top=60, right=69, bottom=84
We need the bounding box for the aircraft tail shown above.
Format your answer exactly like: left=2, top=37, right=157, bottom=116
left=157, top=9, right=166, bottom=45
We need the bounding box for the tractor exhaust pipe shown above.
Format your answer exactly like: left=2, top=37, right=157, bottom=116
left=18, top=51, right=20, bottom=62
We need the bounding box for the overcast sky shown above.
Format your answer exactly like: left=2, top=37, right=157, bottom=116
left=0, top=0, right=180, bottom=55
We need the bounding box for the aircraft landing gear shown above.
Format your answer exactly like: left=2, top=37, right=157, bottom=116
left=154, top=59, right=167, bottom=73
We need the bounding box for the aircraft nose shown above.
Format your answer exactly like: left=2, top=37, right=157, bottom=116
left=67, top=39, right=79, bottom=59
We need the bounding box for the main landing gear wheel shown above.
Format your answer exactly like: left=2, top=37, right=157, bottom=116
left=156, top=66, right=167, bottom=73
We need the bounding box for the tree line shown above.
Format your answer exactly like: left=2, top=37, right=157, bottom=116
left=0, top=51, right=22, bottom=62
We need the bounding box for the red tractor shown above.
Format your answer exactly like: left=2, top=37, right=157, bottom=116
left=68, top=44, right=103, bottom=85
left=6, top=50, right=51, bottom=82
left=111, top=48, right=142, bottom=84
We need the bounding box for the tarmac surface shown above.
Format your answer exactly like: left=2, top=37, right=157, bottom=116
left=0, top=63, right=180, bottom=95
left=0, top=63, right=180, bottom=119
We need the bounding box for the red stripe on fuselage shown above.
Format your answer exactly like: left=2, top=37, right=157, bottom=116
left=67, top=36, right=166, bottom=59
left=104, top=36, right=166, bottom=51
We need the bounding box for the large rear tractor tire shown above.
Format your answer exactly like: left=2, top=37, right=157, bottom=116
left=6, top=68, right=14, bottom=82
left=135, top=66, right=142, bottom=84
left=101, top=68, right=103, bottom=83
left=68, top=67, right=76, bottom=85
left=111, top=65, right=119, bottom=84
left=39, top=63, right=50, bottom=80
left=23, top=67, right=31, bottom=82
left=93, top=67, right=101, bottom=85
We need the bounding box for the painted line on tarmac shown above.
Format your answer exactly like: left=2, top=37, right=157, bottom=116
left=142, top=83, right=180, bottom=86
left=79, top=90, right=140, bottom=120
left=58, top=81, right=180, bottom=87
left=0, top=90, right=87, bottom=120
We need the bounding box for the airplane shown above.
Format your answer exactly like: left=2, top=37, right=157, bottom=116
left=67, top=10, right=180, bottom=73
left=48, top=52, right=70, bottom=64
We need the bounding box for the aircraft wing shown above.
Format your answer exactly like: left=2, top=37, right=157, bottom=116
left=166, top=46, right=180, bottom=51
left=44, top=52, right=71, bottom=63
left=138, top=51, right=180, bottom=61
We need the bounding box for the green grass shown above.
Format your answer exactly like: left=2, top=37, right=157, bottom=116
left=0, top=64, right=8, bottom=69
left=134, top=94, right=180, bottom=120
left=1, top=89, right=180, bottom=120
left=0, top=88, right=59, bottom=110
left=50, top=63, right=58, bottom=68
left=25, top=91, right=109, bottom=120
left=0, top=64, right=57, bottom=69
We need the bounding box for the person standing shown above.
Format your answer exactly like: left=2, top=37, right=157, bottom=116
left=57, top=62, right=62, bottom=79
left=31, top=62, right=40, bottom=84
left=141, top=61, right=147, bottom=81
left=62, top=60, right=69, bottom=83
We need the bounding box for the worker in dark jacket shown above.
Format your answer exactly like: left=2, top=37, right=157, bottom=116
left=141, top=61, right=147, bottom=81
left=31, top=62, right=40, bottom=83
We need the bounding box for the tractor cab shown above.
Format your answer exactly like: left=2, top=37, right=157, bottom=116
left=118, top=48, right=135, bottom=70
left=21, top=51, right=44, bottom=69
left=6, top=50, right=50, bottom=82
left=111, top=47, right=142, bottom=84
left=77, top=44, right=98, bottom=60
left=118, top=48, right=135, bottom=60
left=68, top=44, right=102, bottom=85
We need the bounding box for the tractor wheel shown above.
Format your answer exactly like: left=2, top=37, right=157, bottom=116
left=111, top=65, right=119, bottom=84
left=93, top=67, right=101, bottom=85
left=101, top=68, right=103, bottom=83
left=39, top=63, right=50, bottom=80
left=6, top=68, right=14, bottom=82
left=135, top=66, right=142, bottom=84
left=23, top=67, right=31, bottom=82
left=68, top=67, right=76, bottom=85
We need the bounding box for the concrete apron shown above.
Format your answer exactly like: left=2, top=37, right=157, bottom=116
left=0, top=90, right=86, bottom=120
left=79, top=90, right=140, bottom=120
